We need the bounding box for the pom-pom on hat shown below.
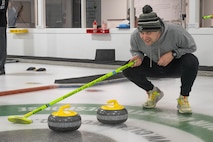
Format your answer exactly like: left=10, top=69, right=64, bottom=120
left=138, top=5, right=162, bottom=32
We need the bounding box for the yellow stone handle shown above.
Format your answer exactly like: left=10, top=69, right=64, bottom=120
left=101, top=99, right=125, bottom=110
left=52, top=104, right=77, bottom=117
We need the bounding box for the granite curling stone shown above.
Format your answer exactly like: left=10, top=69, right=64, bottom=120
left=48, top=104, right=81, bottom=132
left=97, top=99, right=128, bottom=125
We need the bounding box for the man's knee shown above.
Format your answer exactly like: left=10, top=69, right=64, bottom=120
left=182, top=54, right=199, bottom=69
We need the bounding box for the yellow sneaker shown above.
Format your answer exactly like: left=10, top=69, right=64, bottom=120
left=143, top=87, right=164, bottom=109
left=177, top=95, right=192, bottom=114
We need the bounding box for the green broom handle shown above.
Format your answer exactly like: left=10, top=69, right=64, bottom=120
left=202, top=14, right=213, bottom=19
left=24, top=61, right=135, bottom=118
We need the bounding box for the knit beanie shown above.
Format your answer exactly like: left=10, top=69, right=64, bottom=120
left=138, top=5, right=162, bottom=32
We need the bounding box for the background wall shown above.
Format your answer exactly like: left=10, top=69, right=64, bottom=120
left=7, top=28, right=213, bottom=66
left=101, top=0, right=127, bottom=22
left=7, top=28, right=133, bottom=61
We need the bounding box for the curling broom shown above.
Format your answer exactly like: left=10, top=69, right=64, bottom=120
left=8, top=61, right=135, bottom=124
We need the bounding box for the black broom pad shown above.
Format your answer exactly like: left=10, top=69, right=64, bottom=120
left=54, top=72, right=126, bottom=84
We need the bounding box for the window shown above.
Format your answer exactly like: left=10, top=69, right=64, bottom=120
left=45, top=0, right=101, bottom=28
left=8, top=0, right=35, bottom=28
left=8, top=0, right=102, bottom=28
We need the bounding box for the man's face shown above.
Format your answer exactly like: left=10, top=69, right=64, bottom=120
left=139, top=31, right=161, bottom=46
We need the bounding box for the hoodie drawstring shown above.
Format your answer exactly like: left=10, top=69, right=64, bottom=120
left=149, top=48, right=160, bottom=68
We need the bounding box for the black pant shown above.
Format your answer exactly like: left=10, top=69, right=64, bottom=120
left=123, top=53, right=199, bottom=96
left=0, top=27, right=7, bottom=71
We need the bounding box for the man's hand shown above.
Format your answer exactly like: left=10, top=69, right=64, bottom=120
left=130, top=56, right=142, bottom=67
left=157, top=51, right=174, bottom=66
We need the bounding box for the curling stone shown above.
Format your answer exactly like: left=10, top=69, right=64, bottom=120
left=97, top=99, right=128, bottom=125
left=48, top=104, right=81, bottom=132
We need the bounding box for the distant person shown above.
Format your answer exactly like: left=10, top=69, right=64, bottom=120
left=123, top=5, right=199, bottom=114
left=127, top=8, right=138, bottom=28
left=8, top=1, right=17, bottom=28
left=0, top=0, right=9, bottom=75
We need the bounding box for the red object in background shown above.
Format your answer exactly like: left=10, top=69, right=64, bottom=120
left=86, top=28, right=110, bottom=34
left=87, top=20, right=109, bottom=34
left=93, top=20, right=97, bottom=28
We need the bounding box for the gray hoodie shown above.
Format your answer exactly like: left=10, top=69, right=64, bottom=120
left=130, top=22, right=197, bottom=65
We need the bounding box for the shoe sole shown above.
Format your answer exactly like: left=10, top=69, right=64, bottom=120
left=177, top=104, right=192, bottom=114
left=143, top=92, right=164, bottom=109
